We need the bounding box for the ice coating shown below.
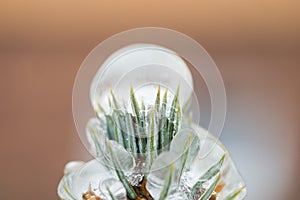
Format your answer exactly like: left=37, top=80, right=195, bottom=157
left=58, top=122, right=246, bottom=199
left=90, top=44, right=194, bottom=115
left=86, top=118, right=136, bottom=172
left=146, top=151, right=181, bottom=199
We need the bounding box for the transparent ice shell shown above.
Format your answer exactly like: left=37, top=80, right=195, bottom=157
left=62, top=42, right=245, bottom=199
left=58, top=123, right=246, bottom=200
left=89, top=44, right=194, bottom=114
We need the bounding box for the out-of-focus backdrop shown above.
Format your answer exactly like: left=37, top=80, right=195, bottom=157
left=0, top=1, right=299, bottom=199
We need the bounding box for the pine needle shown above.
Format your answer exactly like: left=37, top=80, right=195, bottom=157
left=62, top=185, right=76, bottom=200
left=190, top=154, right=226, bottom=198
left=160, top=88, right=168, bottom=150
left=223, top=186, right=246, bottom=200
left=141, top=98, right=146, bottom=127
left=106, top=185, right=118, bottom=200
left=175, top=104, right=181, bottom=135
left=155, top=85, right=161, bottom=112
left=130, top=85, right=141, bottom=125
left=106, top=140, right=137, bottom=199
left=130, top=86, right=144, bottom=153
left=158, top=163, right=174, bottom=200
left=110, top=88, right=120, bottom=109
left=178, top=132, right=192, bottom=180
left=95, top=97, right=106, bottom=116
left=145, top=110, right=156, bottom=177
left=167, top=85, right=180, bottom=144
left=112, top=111, right=125, bottom=148
left=124, top=111, right=138, bottom=156
left=199, top=174, right=221, bottom=200
left=105, top=115, right=115, bottom=140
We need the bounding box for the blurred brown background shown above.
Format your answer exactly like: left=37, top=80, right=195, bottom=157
left=0, top=0, right=299, bottom=199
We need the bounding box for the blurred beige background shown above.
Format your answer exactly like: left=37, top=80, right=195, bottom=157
left=0, top=0, right=299, bottom=199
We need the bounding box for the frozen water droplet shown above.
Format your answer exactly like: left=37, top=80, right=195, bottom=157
left=71, top=160, right=115, bottom=199
left=170, top=127, right=200, bottom=169
left=146, top=151, right=181, bottom=199
left=57, top=173, right=74, bottom=200
left=189, top=124, right=247, bottom=200
left=86, top=118, right=136, bottom=172
left=108, top=140, right=136, bottom=172
left=64, top=161, right=85, bottom=175
left=86, top=118, right=107, bottom=157
left=99, top=178, right=127, bottom=200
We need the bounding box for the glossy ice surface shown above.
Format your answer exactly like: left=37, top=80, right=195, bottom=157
left=58, top=123, right=246, bottom=200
